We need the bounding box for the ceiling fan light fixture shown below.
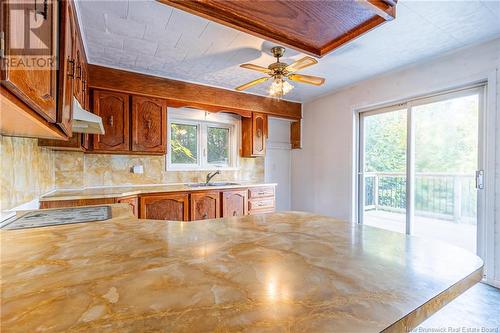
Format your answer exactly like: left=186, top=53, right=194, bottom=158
left=269, top=78, right=293, bottom=98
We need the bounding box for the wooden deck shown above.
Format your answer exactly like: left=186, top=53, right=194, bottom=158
left=364, top=210, right=476, bottom=253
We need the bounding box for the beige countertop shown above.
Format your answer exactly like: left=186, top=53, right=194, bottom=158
left=1, top=204, right=483, bottom=332
left=39, top=182, right=276, bottom=201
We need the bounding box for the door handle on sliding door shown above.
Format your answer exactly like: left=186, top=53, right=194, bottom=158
left=475, top=170, right=484, bottom=190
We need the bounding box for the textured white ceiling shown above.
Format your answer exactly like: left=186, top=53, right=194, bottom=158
left=76, top=0, right=500, bottom=102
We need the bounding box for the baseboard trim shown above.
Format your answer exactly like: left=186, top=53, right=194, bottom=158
left=482, top=278, right=500, bottom=289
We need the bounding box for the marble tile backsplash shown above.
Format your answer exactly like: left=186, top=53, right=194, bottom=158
left=54, top=152, right=264, bottom=188
left=1, top=136, right=264, bottom=210
left=0, top=136, right=55, bottom=211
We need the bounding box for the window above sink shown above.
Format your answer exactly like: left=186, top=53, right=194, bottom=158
left=166, top=108, right=241, bottom=171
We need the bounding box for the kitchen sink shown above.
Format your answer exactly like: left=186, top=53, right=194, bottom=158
left=187, top=182, right=240, bottom=188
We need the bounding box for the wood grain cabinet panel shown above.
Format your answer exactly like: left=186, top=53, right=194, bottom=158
left=140, top=194, right=189, bottom=221
left=190, top=191, right=220, bottom=220
left=92, top=90, right=130, bottom=152
left=1, top=0, right=59, bottom=123
left=221, top=190, right=248, bottom=217
left=242, top=112, right=267, bottom=157
left=117, top=196, right=139, bottom=217
left=248, top=186, right=275, bottom=199
left=56, top=0, right=75, bottom=137
left=248, top=198, right=275, bottom=211
left=131, top=96, right=167, bottom=153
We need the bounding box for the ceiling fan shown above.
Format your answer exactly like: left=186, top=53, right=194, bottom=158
left=235, top=46, right=325, bottom=98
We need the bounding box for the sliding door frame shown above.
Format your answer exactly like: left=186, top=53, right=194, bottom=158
left=356, top=84, right=486, bottom=240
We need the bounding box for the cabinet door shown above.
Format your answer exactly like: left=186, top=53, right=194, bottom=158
left=140, top=194, right=189, bottom=221
left=241, top=112, right=267, bottom=157
left=56, top=0, right=75, bottom=136
left=93, top=90, right=130, bottom=152
left=81, top=65, right=89, bottom=109
left=131, top=96, right=167, bottom=153
left=252, top=113, right=266, bottom=156
left=190, top=192, right=220, bottom=220
left=222, top=190, right=248, bottom=217
left=73, top=43, right=83, bottom=104
left=117, top=196, right=139, bottom=217
left=2, top=0, right=58, bottom=122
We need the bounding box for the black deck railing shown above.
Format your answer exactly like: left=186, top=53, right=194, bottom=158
left=364, top=172, right=476, bottom=223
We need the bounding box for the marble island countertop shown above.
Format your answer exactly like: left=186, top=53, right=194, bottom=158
left=1, top=204, right=483, bottom=332
left=39, top=182, right=276, bottom=201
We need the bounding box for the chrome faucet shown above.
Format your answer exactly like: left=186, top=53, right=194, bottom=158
left=206, top=170, right=221, bottom=185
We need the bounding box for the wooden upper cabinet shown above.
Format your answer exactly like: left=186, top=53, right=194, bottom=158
left=56, top=0, right=75, bottom=137
left=81, top=64, right=89, bottom=109
left=242, top=112, right=267, bottom=157
left=92, top=90, right=130, bottom=152
left=190, top=191, right=220, bottom=221
left=72, top=33, right=87, bottom=107
left=131, top=96, right=167, bottom=153
left=221, top=190, right=248, bottom=217
left=140, top=193, right=189, bottom=221
left=1, top=0, right=59, bottom=122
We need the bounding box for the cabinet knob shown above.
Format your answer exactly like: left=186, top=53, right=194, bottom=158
left=108, top=116, right=114, bottom=126
left=202, top=213, right=208, bottom=219
left=146, top=120, right=152, bottom=129
left=233, top=211, right=237, bottom=216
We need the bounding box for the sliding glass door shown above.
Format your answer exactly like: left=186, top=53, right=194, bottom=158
left=358, top=86, right=484, bottom=254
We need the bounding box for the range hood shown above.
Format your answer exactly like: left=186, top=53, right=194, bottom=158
left=72, top=98, right=105, bottom=134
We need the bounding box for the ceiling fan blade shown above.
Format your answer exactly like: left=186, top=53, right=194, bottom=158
left=285, top=56, right=318, bottom=73
left=235, top=77, right=269, bottom=91
left=240, top=63, right=271, bottom=74
left=288, top=74, right=325, bottom=86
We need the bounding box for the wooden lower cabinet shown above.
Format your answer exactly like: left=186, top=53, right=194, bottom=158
left=190, top=191, right=220, bottom=220
left=117, top=196, right=139, bottom=217
left=140, top=193, right=189, bottom=221
left=39, top=186, right=275, bottom=220
left=221, top=190, right=248, bottom=217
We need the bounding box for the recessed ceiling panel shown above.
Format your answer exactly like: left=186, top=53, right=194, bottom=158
left=157, top=0, right=397, bottom=57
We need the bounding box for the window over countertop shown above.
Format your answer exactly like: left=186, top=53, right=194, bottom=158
left=167, top=108, right=240, bottom=171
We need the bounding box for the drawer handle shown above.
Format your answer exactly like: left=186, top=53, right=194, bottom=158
left=258, top=191, right=266, bottom=195
left=108, top=116, right=114, bottom=126
left=67, top=59, right=75, bottom=78
left=76, top=63, right=82, bottom=79
left=257, top=203, right=265, bottom=207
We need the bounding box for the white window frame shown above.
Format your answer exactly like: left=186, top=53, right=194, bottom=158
left=166, top=108, right=240, bottom=171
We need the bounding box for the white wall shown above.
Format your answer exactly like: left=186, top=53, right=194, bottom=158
left=265, top=118, right=292, bottom=211
left=292, top=38, right=500, bottom=284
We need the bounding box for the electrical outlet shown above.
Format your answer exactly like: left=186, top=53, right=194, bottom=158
left=131, top=165, right=144, bottom=174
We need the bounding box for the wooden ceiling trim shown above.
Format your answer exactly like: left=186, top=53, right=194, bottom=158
left=360, top=0, right=396, bottom=21
left=88, top=65, right=301, bottom=120
left=157, top=0, right=397, bottom=58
